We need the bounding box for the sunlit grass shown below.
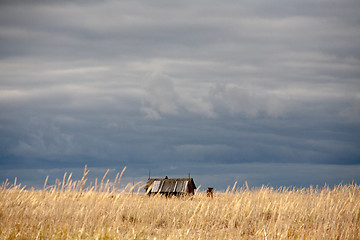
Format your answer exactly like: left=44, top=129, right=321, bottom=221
left=1, top=167, right=359, bottom=239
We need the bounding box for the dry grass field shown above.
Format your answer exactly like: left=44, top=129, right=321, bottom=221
left=1, top=168, right=359, bottom=239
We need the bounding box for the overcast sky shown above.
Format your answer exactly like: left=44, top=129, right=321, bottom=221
left=1, top=0, right=359, bottom=190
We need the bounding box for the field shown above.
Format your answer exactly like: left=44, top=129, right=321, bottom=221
left=1, top=168, right=359, bottom=239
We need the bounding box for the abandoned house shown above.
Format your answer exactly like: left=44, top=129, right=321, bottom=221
left=144, top=176, right=197, bottom=196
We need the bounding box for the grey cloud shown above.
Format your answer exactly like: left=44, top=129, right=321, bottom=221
left=208, top=83, right=286, bottom=117
left=142, top=73, right=180, bottom=116
left=0, top=0, right=359, bottom=189
left=11, top=126, right=79, bottom=157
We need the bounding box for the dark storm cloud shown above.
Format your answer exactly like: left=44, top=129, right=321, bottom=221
left=0, top=0, right=359, bottom=189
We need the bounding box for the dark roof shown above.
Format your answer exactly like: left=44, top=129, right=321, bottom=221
left=144, top=178, right=196, bottom=193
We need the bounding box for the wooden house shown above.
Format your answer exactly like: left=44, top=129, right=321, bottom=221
left=144, top=176, right=197, bottom=196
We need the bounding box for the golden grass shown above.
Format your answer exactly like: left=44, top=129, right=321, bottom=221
left=1, top=167, right=359, bottom=239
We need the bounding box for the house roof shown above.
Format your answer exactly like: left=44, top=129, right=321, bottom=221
left=145, top=178, right=196, bottom=193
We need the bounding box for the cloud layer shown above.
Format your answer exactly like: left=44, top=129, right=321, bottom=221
left=1, top=0, right=359, bottom=189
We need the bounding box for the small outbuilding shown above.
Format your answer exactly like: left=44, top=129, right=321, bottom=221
left=144, top=176, right=197, bottom=196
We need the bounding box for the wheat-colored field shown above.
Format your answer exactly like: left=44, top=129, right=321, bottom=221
left=1, top=168, right=359, bottom=239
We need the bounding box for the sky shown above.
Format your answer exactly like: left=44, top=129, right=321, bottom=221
left=0, top=0, right=359, bottom=190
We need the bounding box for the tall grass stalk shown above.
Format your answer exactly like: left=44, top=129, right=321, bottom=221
left=0, top=168, right=359, bottom=239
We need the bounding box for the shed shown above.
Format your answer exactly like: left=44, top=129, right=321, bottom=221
left=144, top=177, right=197, bottom=196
